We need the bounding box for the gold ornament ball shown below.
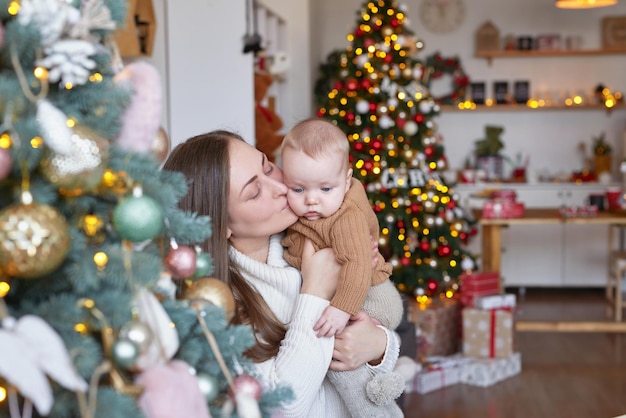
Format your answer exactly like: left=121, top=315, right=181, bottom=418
left=184, top=277, right=235, bottom=320
left=40, top=124, right=109, bottom=195
left=0, top=202, right=71, bottom=278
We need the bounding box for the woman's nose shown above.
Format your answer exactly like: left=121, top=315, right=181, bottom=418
left=268, top=176, right=288, bottom=197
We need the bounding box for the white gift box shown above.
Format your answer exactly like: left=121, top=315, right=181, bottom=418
left=411, top=366, right=461, bottom=394
left=472, top=293, right=517, bottom=310
left=460, top=352, right=522, bottom=387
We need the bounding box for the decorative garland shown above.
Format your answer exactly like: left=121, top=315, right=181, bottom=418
left=424, top=52, right=470, bottom=105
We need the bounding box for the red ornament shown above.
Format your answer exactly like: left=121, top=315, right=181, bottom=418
left=390, top=18, right=399, bottom=27
left=396, top=220, right=405, bottom=228
left=410, top=203, right=420, bottom=213
left=371, top=140, right=382, bottom=150
left=334, top=81, right=343, bottom=90
left=364, top=161, right=373, bottom=170
left=354, top=142, right=364, bottom=151
left=401, top=257, right=410, bottom=266
left=396, top=118, right=406, bottom=130
left=369, top=103, right=378, bottom=112
left=425, top=146, right=434, bottom=157
left=346, top=79, right=358, bottom=91
left=437, top=244, right=451, bottom=257
left=346, top=112, right=355, bottom=122
left=427, top=279, right=438, bottom=292
left=165, top=246, right=197, bottom=279
left=360, top=79, right=371, bottom=89
left=364, top=39, right=375, bottom=48
left=355, top=28, right=364, bottom=36
left=419, top=241, right=430, bottom=252
left=316, top=109, right=324, bottom=118
left=230, top=374, right=262, bottom=401
left=447, top=200, right=457, bottom=209
left=384, top=54, right=393, bottom=64
left=414, top=114, right=424, bottom=123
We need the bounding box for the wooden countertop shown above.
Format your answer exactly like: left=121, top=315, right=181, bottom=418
left=473, top=208, right=626, bottom=225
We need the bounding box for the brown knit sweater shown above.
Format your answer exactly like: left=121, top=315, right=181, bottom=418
left=282, top=178, right=392, bottom=316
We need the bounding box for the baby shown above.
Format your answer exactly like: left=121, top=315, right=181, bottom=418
left=281, top=118, right=404, bottom=417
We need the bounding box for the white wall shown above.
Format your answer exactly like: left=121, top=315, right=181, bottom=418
left=145, top=0, right=310, bottom=150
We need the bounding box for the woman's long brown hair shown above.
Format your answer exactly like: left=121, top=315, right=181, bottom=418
left=163, top=131, right=287, bottom=362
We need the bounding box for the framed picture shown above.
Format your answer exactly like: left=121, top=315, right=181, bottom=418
left=514, top=81, right=530, bottom=104
left=493, top=81, right=508, bottom=104
left=602, top=16, right=626, bottom=50
left=470, top=82, right=486, bottom=104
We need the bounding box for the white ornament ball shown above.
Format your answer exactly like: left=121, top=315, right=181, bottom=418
left=419, top=100, right=432, bottom=114
left=404, top=121, right=418, bottom=136
left=462, top=257, right=475, bottom=270
left=356, top=100, right=370, bottom=114
left=379, top=115, right=394, bottom=129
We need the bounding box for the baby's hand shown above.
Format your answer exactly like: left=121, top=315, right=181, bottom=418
left=314, top=306, right=351, bottom=338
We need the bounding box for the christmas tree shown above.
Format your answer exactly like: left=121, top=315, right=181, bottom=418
left=0, top=1, right=290, bottom=417
left=315, top=0, right=476, bottom=298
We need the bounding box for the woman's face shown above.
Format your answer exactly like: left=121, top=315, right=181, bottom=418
left=227, top=139, right=297, bottom=249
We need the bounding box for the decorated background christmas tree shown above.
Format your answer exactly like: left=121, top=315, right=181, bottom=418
left=0, top=1, right=290, bottom=417
left=315, top=0, right=476, bottom=298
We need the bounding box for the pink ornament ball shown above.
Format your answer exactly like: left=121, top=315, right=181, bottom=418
left=230, top=374, right=262, bottom=401
left=0, top=148, right=11, bottom=181
left=165, top=246, right=197, bottom=279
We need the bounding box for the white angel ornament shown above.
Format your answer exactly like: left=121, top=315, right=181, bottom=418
left=0, top=314, right=87, bottom=417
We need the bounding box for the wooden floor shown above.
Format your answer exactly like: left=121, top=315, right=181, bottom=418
left=400, top=288, right=626, bottom=418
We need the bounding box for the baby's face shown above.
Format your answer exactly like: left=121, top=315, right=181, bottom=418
left=282, top=149, right=351, bottom=221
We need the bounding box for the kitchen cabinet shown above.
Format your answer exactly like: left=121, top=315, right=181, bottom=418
left=455, top=183, right=619, bottom=288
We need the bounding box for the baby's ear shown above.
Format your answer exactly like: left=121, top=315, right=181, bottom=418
left=226, top=227, right=232, bottom=239
left=346, top=168, right=353, bottom=189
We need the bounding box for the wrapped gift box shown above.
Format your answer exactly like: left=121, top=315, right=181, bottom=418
left=410, top=365, right=461, bottom=394
left=482, top=200, right=525, bottom=219
left=460, top=352, right=522, bottom=387
left=459, top=272, right=501, bottom=306
left=408, top=298, right=460, bottom=358
left=473, top=293, right=516, bottom=310
left=463, top=308, right=514, bottom=358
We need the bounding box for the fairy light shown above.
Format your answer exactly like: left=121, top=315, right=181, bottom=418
left=89, top=72, right=103, bottom=83
left=0, top=133, right=12, bottom=148
left=66, top=118, right=76, bottom=128
left=83, top=214, right=103, bottom=236
left=0, top=386, right=6, bottom=403
left=33, top=66, right=48, bottom=80
left=93, top=251, right=108, bottom=269
left=30, top=136, right=43, bottom=148
left=0, top=281, right=10, bottom=297
left=7, top=1, right=19, bottom=15
left=74, top=323, right=88, bottom=334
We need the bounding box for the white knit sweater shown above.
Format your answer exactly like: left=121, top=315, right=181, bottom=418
left=229, top=234, right=400, bottom=418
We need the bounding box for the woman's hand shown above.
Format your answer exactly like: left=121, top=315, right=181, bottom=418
left=300, top=239, right=340, bottom=300
left=329, top=311, right=387, bottom=371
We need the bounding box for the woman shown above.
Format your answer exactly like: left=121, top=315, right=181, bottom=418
left=163, top=130, right=400, bottom=417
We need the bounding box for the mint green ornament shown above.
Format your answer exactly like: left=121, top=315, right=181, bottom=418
left=113, top=195, right=163, bottom=242
left=194, top=252, right=213, bottom=278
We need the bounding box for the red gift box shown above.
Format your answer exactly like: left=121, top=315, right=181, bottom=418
left=482, top=200, right=525, bottom=219
left=459, top=272, right=501, bottom=306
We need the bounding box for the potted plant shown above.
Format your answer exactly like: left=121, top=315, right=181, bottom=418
left=593, top=132, right=612, bottom=176
left=474, top=125, right=505, bottom=181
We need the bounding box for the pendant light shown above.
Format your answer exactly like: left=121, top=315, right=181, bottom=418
left=556, top=0, right=617, bottom=8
